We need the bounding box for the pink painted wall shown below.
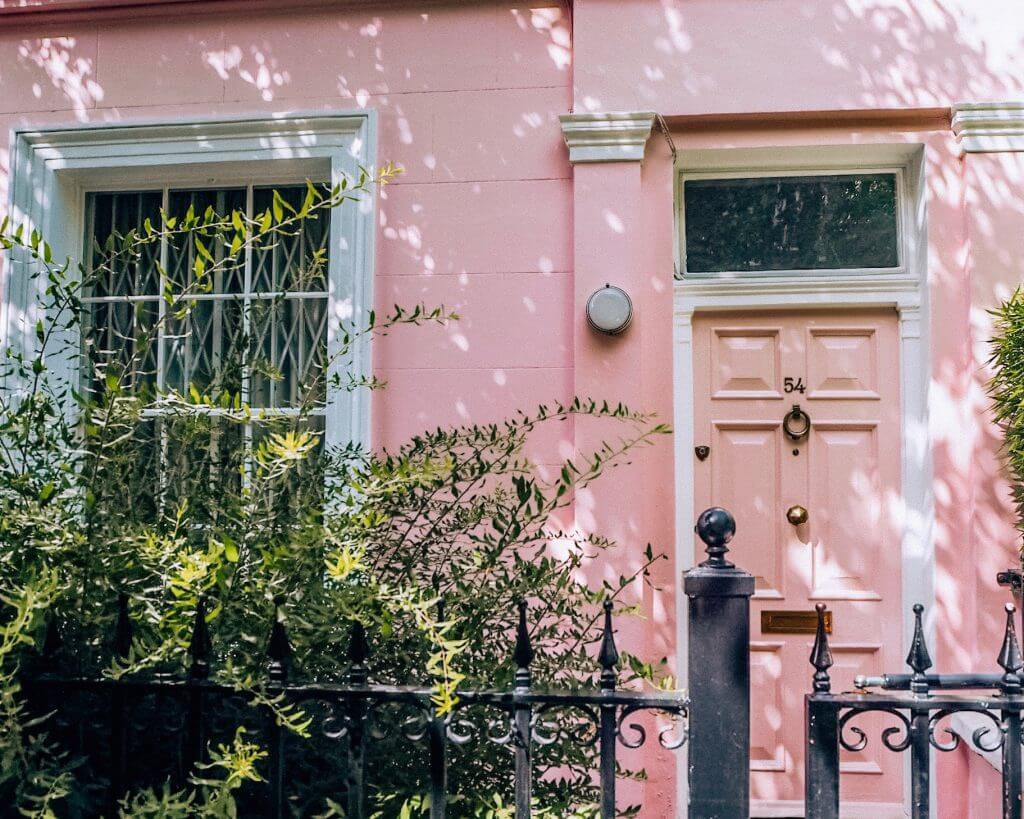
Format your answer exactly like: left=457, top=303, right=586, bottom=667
left=3, top=0, right=1024, bottom=815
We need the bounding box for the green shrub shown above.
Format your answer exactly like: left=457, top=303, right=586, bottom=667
left=990, top=288, right=1024, bottom=560
left=0, top=169, right=670, bottom=817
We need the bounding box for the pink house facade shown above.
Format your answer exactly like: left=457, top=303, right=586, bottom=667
left=3, top=0, right=1024, bottom=815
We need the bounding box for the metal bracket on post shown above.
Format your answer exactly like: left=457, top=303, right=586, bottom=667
left=684, top=507, right=755, bottom=819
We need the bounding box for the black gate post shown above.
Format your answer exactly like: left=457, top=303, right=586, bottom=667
left=684, top=507, right=754, bottom=819
left=805, top=698, right=840, bottom=819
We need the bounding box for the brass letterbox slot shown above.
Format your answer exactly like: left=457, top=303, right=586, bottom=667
left=761, top=609, right=832, bottom=634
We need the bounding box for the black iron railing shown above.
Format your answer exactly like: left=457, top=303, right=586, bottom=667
left=805, top=601, right=1024, bottom=819
left=19, top=509, right=757, bottom=818
left=23, top=597, right=690, bottom=819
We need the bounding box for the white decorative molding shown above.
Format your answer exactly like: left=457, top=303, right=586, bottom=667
left=952, top=102, right=1024, bottom=153
left=751, top=800, right=905, bottom=819
left=674, top=273, right=920, bottom=305
left=4, top=112, right=377, bottom=449
left=558, top=111, right=656, bottom=164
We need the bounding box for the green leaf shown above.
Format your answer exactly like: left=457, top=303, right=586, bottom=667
left=223, top=538, right=239, bottom=563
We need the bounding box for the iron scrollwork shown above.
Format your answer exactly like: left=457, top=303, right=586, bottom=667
left=838, top=707, right=912, bottom=753
left=807, top=599, right=1024, bottom=819
left=928, top=707, right=1004, bottom=753
left=532, top=702, right=600, bottom=747
left=616, top=703, right=689, bottom=750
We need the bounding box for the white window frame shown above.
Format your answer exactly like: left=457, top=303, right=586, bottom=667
left=677, top=149, right=915, bottom=282
left=3, top=113, right=378, bottom=450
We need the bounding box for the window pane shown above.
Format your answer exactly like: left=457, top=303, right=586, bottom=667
left=86, top=191, right=163, bottom=299
left=166, top=188, right=247, bottom=293
left=85, top=186, right=331, bottom=406
left=164, top=298, right=246, bottom=396
left=160, top=414, right=245, bottom=513
left=249, top=296, right=327, bottom=409
left=250, top=185, right=330, bottom=411
left=683, top=173, right=899, bottom=274
left=252, top=186, right=329, bottom=292
left=82, top=298, right=160, bottom=396
left=83, top=191, right=163, bottom=398
left=115, top=418, right=162, bottom=519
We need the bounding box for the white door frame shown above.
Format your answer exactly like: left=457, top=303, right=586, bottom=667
left=671, top=144, right=933, bottom=815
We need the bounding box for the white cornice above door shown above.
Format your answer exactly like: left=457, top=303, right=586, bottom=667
left=952, top=102, right=1024, bottom=153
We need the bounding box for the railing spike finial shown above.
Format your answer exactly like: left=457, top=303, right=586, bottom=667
left=695, top=507, right=736, bottom=569
left=809, top=603, right=833, bottom=694
left=266, top=596, right=292, bottom=684
left=513, top=598, right=534, bottom=689
left=188, top=597, right=212, bottom=680
left=347, top=619, right=370, bottom=685
left=114, top=592, right=133, bottom=660
left=998, top=603, right=1023, bottom=695
left=906, top=603, right=933, bottom=696
left=598, top=599, right=620, bottom=691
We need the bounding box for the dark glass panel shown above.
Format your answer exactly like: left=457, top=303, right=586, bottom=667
left=252, top=185, right=329, bottom=292
left=684, top=173, right=899, bottom=274
left=166, top=188, right=247, bottom=293
left=85, top=191, right=163, bottom=298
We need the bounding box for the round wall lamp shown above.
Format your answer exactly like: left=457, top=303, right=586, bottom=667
left=586, top=284, right=633, bottom=335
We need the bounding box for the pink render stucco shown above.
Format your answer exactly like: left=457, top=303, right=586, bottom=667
left=3, top=0, right=1024, bottom=815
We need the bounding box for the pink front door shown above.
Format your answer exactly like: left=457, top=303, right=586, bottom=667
left=693, top=308, right=905, bottom=816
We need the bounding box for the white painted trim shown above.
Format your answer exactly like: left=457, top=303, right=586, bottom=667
left=672, top=144, right=932, bottom=818
left=752, top=799, right=905, bottom=818
left=3, top=112, right=377, bottom=449
left=558, top=111, right=656, bottom=164
left=952, top=102, right=1024, bottom=153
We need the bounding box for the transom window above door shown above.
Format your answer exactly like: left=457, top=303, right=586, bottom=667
left=681, top=172, right=901, bottom=276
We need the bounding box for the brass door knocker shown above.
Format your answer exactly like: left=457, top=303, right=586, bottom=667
left=783, top=404, right=811, bottom=441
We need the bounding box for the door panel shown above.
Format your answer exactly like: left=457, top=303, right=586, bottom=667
left=806, top=327, right=880, bottom=399
left=712, top=328, right=782, bottom=398
left=809, top=424, right=884, bottom=600
left=711, top=423, right=785, bottom=597
left=750, top=642, right=786, bottom=772
left=692, top=308, right=904, bottom=815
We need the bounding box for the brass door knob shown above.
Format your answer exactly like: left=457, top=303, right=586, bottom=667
left=786, top=505, right=809, bottom=526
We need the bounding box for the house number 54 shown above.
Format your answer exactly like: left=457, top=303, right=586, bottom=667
left=784, top=377, right=806, bottom=394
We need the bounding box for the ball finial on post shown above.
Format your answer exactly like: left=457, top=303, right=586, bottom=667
left=695, top=506, right=736, bottom=568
